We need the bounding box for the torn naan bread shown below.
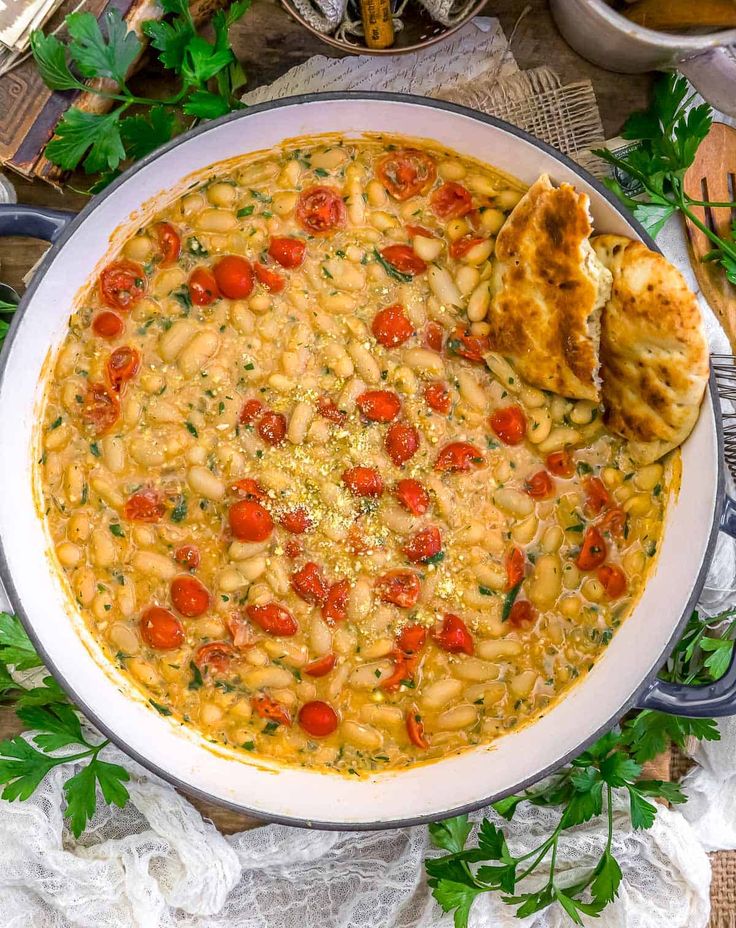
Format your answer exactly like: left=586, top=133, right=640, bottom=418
left=488, top=174, right=612, bottom=401
left=592, top=235, right=709, bottom=465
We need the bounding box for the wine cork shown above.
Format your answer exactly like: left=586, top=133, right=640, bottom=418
left=360, top=0, right=394, bottom=49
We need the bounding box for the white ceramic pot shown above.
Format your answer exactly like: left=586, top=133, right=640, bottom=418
left=0, top=95, right=731, bottom=828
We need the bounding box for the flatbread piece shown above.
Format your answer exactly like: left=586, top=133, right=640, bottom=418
left=488, top=174, right=612, bottom=401
left=592, top=234, right=709, bottom=465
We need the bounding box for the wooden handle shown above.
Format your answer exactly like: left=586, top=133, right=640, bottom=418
left=622, top=0, right=736, bottom=31
left=360, top=0, right=394, bottom=48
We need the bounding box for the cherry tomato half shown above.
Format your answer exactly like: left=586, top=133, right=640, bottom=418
left=188, top=267, right=220, bottom=305
left=239, top=398, right=264, bottom=424
left=435, top=441, right=484, bottom=472
left=406, top=708, right=429, bottom=749
left=322, top=579, right=349, bottom=625
left=254, top=261, right=285, bottom=293
left=231, top=477, right=266, bottom=500
left=82, top=382, right=119, bottom=435
left=291, top=561, right=329, bottom=605
left=124, top=487, right=164, bottom=523
left=195, top=642, right=236, bottom=674
left=525, top=470, right=554, bottom=499
left=449, top=235, right=485, bottom=260
left=432, top=613, right=474, bottom=655
left=170, top=575, right=210, bottom=618
left=99, top=260, right=146, bottom=311
left=343, top=466, right=384, bottom=498
left=372, top=304, right=414, bottom=348
left=376, top=570, right=421, bottom=608
left=303, top=654, right=336, bottom=677
left=394, top=478, right=430, bottom=516
left=507, top=600, right=537, bottom=628
left=447, top=326, right=489, bottom=363
left=376, top=149, right=437, bottom=200
left=268, top=236, right=306, bottom=268
left=576, top=526, right=607, bottom=571
left=280, top=507, right=312, bottom=534
left=252, top=695, right=291, bottom=726
left=296, top=186, right=346, bottom=235
left=404, top=525, right=442, bottom=563
left=380, top=245, right=427, bottom=277
left=258, top=411, right=287, bottom=446
left=246, top=602, right=298, bottom=636
left=92, top=311, right=123, bottom=339
left=356, top=390, right=401, bottom=423
left=547, top=450, right=575, bottom=478
left=213, top=255, right=254, bottom=299
left=385, top=422, right=420, bottom=466
left=175, top=544, right=200, bottom=570
left=140, top=606, right=184, bottom=650
left=298, top=700, right=338, bottom=737
left=505, top=546, right=525, bottom=591
left=490, top=405, right=527, bottom=446
left=153, top=222, right=181, bottom=266
left=316, top=395, right=346, bottom=425
left=424, top=322, right=444, bottom=352
left=430, top=182, right=473, bottom=219
left=107, top=346, right=140, bottom=392
left=597, top=564, right=627, bottom=599
left=424, top=382, right=451, bottom=414
left=583, top=476, right=611, bottom=515
left=229, top=499, right=273, bottom=541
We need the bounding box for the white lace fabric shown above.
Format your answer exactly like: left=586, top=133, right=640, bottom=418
left=3, top=23, right=736, bottom=928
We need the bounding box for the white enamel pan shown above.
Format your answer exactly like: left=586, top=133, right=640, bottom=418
left=0, top=94, right=733, bottom=829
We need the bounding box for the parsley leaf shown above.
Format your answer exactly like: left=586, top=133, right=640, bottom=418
left=28, top=31, right=84, bottom=90
left=66, top=9, right=140, bottom=84
left=46, top=109, right=125, bottom=174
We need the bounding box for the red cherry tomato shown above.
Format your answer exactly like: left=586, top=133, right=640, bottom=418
left=304, top=654, right=336, bottom=677
left=435, top=441, right=484, bottom=472
left=170, top=575, right=210, bottom=617
left=284, top=538, right=303, bottom=559
left=140, top=606, right=184, bottom=650
left=576, top=526, right=607, bottom=571
left=296, top=186, right=346, bottom=235
left=490, top=405, right=527, bottom=445
left=508, top=600, right=537, bottom=628
left=406, top=708, right=429, bottom=749
left=583, top=476, right=611, bottom=516
left=195, top=642, right=236, bottom=673
left=380, top=245, right=427, bottom=277
left=424, top=382, right=451, bottom=414
left=82, top=383, right=119, bottom=434
left=505, top=546, right=525, bottom=591
left=231, top=477, right=266, bottom=500
left=597, top=564, right=627, bottom=599
left=229, top=500, right=273, bottom=541
left=123, top=487, right=164, bottom=522
left=280, top=507, right=312, bottom=534
left=99, top=260, right=146, bottom=311
left=246, top=602, right=298, bottom=636
left=268, top=236, right=306, bottom=268
left=397, top=624, right=427, bottom=655
left=322, top=579, right=349, bottom=625
left=258, top=411, right=287, bottom=446
left=547, top=450, right=575, bottom=478
left=404, top=525, right=442, bottom=563
left=291, top=561, right=329, bottom=605
left=598, top=507, right=627, bottom=540
left=316, top=395, right=346, bottom=425
left=395, top=478, right=430, bottom=516
left=385, top=422, right=420, bottom=466
left=407, top=224, right=436, bottom=239
left=432, top=613, right=474, bottom=655
left=424, top=322, right=444, bottom=352
left=107, top=346, right=140, bottom=392
left=175, top=544, right=200, bottom=569
left=430, top=182, right=473, bottom=218
left=252, top=695, right=292, bottom=726
left=153, top=222, right=181, bottom=266
left=376, top=570, right=420, bottom=608
left=449, top=235, right=485, bottom=260
left=376, top=149, right=437, bottom=200
left=188, top=266, right=220, bottom=305
left=447, top=326, right=489, bottom=363
left=356, top=390, right=401, bottom=423
left=525, top=470, right=554, bottom=499
left=342, top=466, right=384, bottom=498
left=254, top=261, right=285, bottom=293
left=213, top=256, right=254, bottom=299
left=298, top=700, right=338, bottom=737
left=92, top=311, right=124, bottom=339
left=372, top=304, right=414, bottom=347
left=239, top=398, right=264, bottom=424
left=381, top=623, right=427, bottom=692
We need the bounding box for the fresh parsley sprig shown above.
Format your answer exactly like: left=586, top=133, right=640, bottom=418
left=593, top=73, right=736, bottom=283
left=0, top=612, right=130, bottom=836
left=30, top=0, right=251, bottom=189
left=426, top=606, right=728, bottom=926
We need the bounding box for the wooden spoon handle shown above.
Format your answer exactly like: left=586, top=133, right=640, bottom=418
left=360, top=0, right=394, bottom=48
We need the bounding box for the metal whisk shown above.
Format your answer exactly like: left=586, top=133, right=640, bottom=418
left=712, top=354, right=736, bottom=482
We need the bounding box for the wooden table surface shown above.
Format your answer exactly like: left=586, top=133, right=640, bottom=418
left=0, top=0, right=652, bottom=832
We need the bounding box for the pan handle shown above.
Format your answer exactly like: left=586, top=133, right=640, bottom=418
left=636, top=492, right=736, bottom=717
left=0, top=203, right=75, bottom=243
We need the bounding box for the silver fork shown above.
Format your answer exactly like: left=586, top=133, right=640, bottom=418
left=712, top=354, right=736, bottom=482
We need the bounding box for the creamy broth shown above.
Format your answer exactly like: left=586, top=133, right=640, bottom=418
left=37, top=137, right=666, bottom=773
